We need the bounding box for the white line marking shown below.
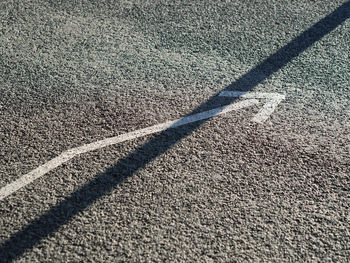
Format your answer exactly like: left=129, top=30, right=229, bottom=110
left=0, top=98, right=260, bottom=201
left=1, top=92, right=285, bottom=200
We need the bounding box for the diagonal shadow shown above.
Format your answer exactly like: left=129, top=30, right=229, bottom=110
left=1, top=2, right=349, bottom=261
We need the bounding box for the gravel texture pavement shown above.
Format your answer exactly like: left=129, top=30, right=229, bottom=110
left=1, top=1, right=350, bottom=262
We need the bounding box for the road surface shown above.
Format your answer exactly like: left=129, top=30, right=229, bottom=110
left=1, top=1, right=350, bottom=262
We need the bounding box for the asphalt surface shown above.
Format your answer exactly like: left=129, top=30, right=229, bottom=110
left=1, top=0, right=350, bottom=262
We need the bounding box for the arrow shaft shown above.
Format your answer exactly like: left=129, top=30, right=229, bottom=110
left=0, top=99, right=259, bottom=201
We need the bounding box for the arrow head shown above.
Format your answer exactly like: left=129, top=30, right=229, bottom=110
left=219, top=91, right=285, bottom=123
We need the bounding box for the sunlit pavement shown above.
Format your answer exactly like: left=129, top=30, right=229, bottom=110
left=1, top=1, right=350, bottom=262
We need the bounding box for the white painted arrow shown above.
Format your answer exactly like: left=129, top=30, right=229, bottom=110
left=0, top=92, right=285, bottom=200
